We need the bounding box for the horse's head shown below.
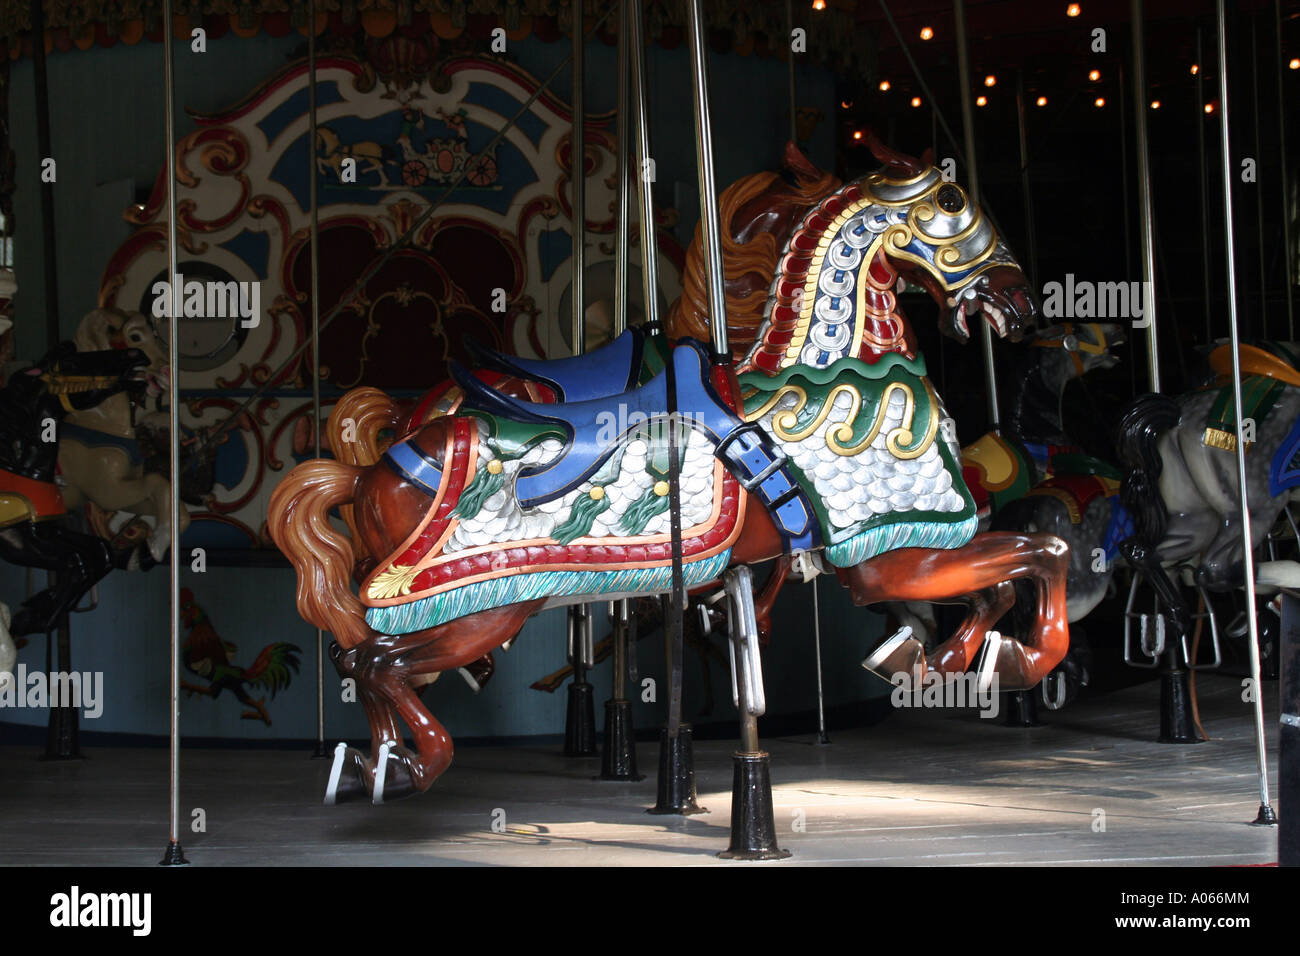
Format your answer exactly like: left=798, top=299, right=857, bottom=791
left=1029, top=322, right=1126, bottom=380
left=862, top=131, right=1036, bottom=344
left=75, top=308, right=169, bottom=398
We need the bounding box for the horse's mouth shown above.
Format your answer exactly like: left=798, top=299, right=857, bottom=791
left=945, top=270, right=1036, bottom=343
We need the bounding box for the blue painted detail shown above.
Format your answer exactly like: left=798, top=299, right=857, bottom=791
left=453, top=340, right=742, bottom=508
left=382, top=440, right=443, bottom=498
left=715, top=423, right=821, bottom=551
left=461, top=83, right=550, bottom=146
left=212, top=425, right=248, bottom=491
left=367, top=550, right=732, bottom=634
left=257, top=80, right=345, bottom=144
left=58, top=421, right=144, bottom=466
left=475, top=328, right=642, bottom=402
left=1270, top=414, right=1300, bottom=497
left=538, top=228, right=572, bottom=283
left=824, top=514, right=979, bottom=568
left=217, top=230, right=272, bottom=280
left=1101, top=496, right=1133, bottom=563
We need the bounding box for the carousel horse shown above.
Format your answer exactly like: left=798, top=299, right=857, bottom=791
left=1118, top=343, right=1300, bottom=649
left=0, top=603, right=15, bottom=690
left=0, top=342, right=150, bottom=637
left=56, top=309, right=185, bottom=566
left=269, top=136, right=1070, bottom=805
left=891, top=323, right=1130, bottom=704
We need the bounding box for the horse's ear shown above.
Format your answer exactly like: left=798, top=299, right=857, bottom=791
left=74, top=309, right=113, bottom=352
left=920, top=147, right=935, bottom=169
left=863, top=129, right=927, bottom=177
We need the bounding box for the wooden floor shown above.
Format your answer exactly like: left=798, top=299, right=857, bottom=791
left=0, top=676, right=1281, bottom=866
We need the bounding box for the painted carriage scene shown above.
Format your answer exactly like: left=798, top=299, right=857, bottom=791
left=0, top=0, right=1297, bottom=888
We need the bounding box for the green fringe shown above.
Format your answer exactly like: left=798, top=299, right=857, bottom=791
left=454, top=463, right=504, bottom=519
left=824, top=514, right=980, bottom=568
left=619, top=485, right=669, bottom=534
left=551, top=491, right=612, bottom=545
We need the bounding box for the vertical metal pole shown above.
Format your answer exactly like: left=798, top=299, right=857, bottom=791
left=1214, top=0, right=1277, bottom=825
left=1118, top=64, right=1133, bottom=276
left=29, top=0, right=58, bottom=350
left=953, top=0, right=999, bottom=430
left=1014, top=71, right=1037, bottom=287
left=160, top=0, right=188, bottom=866
left=307, top=2, right=327, bottom=759
left=1131, top=0, right=1161, bottom=393
left=1197, top=28, right=1214, bottom=344
left=571, top=0, right=586, bottom=356
left=628, top=0, right=660, bottom=332
left=564, top=1, right=596, bottom=758
left=610, top=0, right=630, bottom=703
left=1276, top=0, right=1295, bottom=339
left=812, top=575, right=828, bottom=745
left=686, top=0, right=729, bottom=360
left=1251, top=15, right=1268, bottom=338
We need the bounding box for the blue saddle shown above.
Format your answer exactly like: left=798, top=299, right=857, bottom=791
left=451, top=338, right=823, bottom=552
left=465, top=328, right=648, bottom=403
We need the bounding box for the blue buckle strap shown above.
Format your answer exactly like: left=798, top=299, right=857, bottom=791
left=715, top=423, right=821, bottom=552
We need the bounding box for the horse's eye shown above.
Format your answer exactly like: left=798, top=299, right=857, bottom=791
left=936, top=185, right=966, bottom=213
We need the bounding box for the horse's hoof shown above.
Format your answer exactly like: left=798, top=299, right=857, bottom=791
left=374, top=746, right=421, bottom=804
left=979, top=631, right=1036, bottom=692
left=324, top=744, right=371, bottom=806
left=861, top=626, right=923, bottom=683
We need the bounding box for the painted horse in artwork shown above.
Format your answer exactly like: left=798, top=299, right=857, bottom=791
left=269, top=137, right=1069, bottom=804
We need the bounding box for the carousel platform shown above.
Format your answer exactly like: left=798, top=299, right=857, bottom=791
left=0, top=676, right=1279, bottom=866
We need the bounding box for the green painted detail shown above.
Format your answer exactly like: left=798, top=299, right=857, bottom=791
left=1048, top=452, right=1122, bottom=481
left=645, top=418, right=690, bottom=480
left=552, top=489, right=612, bottom=544
left=1206, top=375, right=1285, bottom=438
left=740, top=353, right=976, bottom=547
left=453, top=463, right=504, bottom=519
left=639, top=332, right=670, bottom=382
left=825, top=514, right=979, bottom=567
left=464, top=409, right=566, bottom=459
left=367, top=550, right=732, bottom=634
left=619, top=483, right=669, bottom=534
left=739, top=353, right=937, bottom=458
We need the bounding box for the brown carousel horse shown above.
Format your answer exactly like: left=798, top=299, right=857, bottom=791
left=269, top=136, right=1069, bottom=805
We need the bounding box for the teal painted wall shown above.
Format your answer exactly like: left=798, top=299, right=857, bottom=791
left=0, top=30, right=890, bottom=743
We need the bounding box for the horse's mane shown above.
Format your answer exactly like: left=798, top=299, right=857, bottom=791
left=665, top=142, right=840, bottom=362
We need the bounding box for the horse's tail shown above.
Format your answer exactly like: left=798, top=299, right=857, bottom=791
left=327, top=387, right=403, bottom=564
left=1116, top=393, right=1181, bottom=549
left=267, top=459, right=373, bottom=649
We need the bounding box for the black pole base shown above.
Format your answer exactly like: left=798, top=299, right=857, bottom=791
left=1002, top=691, right=1041, bottom=728
left=310, top=740, right=333, bottom=759
left=816, top=731, right=831, bottom=746
left=599, top=698, right=643, bottom=780
left=41, top=705, right=83, bottom=761
left=564, top=680, right=598, bottom=756
left=1158, top=667, right=1203, bottom=743
left=159, top=841, right=189, bottom=866
left=648, top=724, right=706, bottom=815
left=1251, top=803, right=1279, bottom=826
left=718, top=751, right=791, bottom=861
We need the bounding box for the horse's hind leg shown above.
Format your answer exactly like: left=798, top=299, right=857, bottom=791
left=346, top=601, right=545, bottom=803
left=928, top=582, right=1016, bottom=676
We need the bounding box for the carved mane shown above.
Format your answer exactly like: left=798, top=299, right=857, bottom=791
left=665, top=142, right=840, bottom=362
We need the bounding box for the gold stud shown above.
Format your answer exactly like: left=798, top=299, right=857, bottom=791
left=589, top=486, right=605, bottom=501
left=653, top=480, right=670, bottom=497
left=487, top=459, right=503, bottom=475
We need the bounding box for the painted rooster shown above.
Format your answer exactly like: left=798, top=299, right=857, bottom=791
left=179, top=587, right=300, bottom=726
